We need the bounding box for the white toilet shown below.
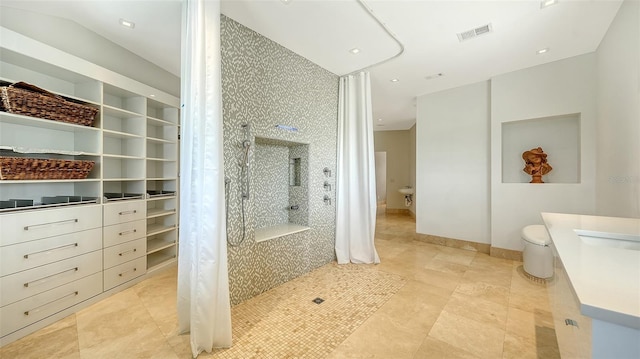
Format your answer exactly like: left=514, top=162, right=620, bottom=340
left=521, top=225, right=553, bottom=279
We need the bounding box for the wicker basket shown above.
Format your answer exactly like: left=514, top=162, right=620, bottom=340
left=0, top=157, right=95, bottom=180
left=0, top=82, right=98, bottom=126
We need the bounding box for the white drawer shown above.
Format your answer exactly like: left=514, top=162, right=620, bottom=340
left=0, top=251, right=102, bottom=307
left=103, top=201, right=145, bottom=226
left=103, top=238, right=146, bottom=269
left=0, top=228, right=102, bottom=277
left=0, top=272, right=102, bottom=337
left=103, top=219, right=146, bottom=247
left=0, top=205, right=102, bottom=247
left=103, top=256, right=146, bottom=291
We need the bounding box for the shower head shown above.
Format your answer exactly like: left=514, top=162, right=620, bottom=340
left=243, top=140, right=251, bottom=148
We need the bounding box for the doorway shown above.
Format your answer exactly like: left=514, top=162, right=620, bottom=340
left=375, top=151, right=387, bottom=214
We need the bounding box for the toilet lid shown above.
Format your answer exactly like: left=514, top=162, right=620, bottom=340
left=521, top=225, right=552, bottom=245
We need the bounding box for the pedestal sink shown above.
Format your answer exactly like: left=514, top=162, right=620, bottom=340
left=398, top=188, right=414, bottom=195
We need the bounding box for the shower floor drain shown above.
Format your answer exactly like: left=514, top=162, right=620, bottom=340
left=312, top=297, right=324, bottom=304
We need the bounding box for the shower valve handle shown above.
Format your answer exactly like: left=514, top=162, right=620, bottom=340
left=324, top=181, right=332, bottom=191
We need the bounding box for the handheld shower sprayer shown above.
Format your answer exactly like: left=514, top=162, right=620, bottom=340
left=227, top=123, right=252, bottom=247
left=242, top=140, right=251, bottom=167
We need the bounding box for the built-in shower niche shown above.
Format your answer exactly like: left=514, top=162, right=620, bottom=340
left=254, top=137, right=310, bottom=242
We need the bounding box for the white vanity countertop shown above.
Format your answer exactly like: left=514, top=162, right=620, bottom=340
left=542, top=212, right=640, bottom=329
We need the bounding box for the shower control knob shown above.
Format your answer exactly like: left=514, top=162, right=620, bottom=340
left=324, top=181, right=332, bottom=191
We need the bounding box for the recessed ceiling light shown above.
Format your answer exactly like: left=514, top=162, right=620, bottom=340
left=537, top=48, right=549, bottom=54
left=540, top=0, right=558, bottom=9
left=149, top=94, right=156, bottom=98
left=119, top=18, right=135, bottom=29
left=390, top=78, right=399, bottom=82
left=349, top=48, right=360, bottom=54
left=377, top=118, right=383, bottom=122
left=425, top=73, right=444, bottom=80
left=281, top=0, right=292, bottom=4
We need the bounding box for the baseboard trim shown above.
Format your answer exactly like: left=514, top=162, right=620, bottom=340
left=414, top=233, right=490, bottom=254
left=385, top=208, right=411, bottom=215
left=490, top=247, right=523, bottom=262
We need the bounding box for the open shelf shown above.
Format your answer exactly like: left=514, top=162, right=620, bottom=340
left=147, top=223, right=176, bottom=237
left=147, top=236, right=176, bottom=255
left=147, top=208, right=176, bottom=219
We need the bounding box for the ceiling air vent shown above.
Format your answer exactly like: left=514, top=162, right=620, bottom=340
left=457, top=23, right=493, bottom=42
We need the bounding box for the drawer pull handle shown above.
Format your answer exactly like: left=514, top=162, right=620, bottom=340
left=118, top=210, right=137, bottom=216
left=119, top=248, right=137, bottom=257
left=24, top=218, right=78, bottom=231
left=24, top=291, right=78, bottom=316
left=118, top=229, right=137, bottom=236
left=24, top=267, right=79, bottom=288
left=24, top=243, right=79, bottom=259
left=118, top=267, right=137, bottom=277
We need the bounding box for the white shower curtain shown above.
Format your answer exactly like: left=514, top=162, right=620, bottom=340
left=177, top=0, right=232, bottom=357
left=335, top=72, right=380, bottom=264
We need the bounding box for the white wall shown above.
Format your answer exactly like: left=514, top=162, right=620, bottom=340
left=491, top=54, right=597, bottom=250
left=596, top=0, right=640, bottom=218
left=416, top=81, right=491, bottom=244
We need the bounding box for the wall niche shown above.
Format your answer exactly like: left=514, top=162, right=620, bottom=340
left=502, top=113, right=581, bottom=184
left=254, top=136, right=309, bottom=242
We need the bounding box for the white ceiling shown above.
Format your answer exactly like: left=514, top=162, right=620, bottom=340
left=0, top=0, right=623, bottom=130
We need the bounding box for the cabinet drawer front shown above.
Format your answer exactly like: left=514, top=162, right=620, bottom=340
left=0, top=251, right=102, bottom=307
left=0, top=228, right=102, bottom=277
left=103, top=220, right=146, bottom=247
left=103, top=256, right=146, bottom=291
left=0, top=272, right=102, bottom=337
left=103, top=238, right=146, bottom=269
left=0, top=205, right=102, bottom=247
left=103, top=201, right=145, bottom=226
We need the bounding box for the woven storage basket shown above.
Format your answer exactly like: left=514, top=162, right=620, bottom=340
left=0, top=157, right=95, bottom=180
left=0, top=82, right=98, bottom=126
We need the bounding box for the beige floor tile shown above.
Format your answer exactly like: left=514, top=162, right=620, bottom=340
left=443, top=292, right=509, bottom=330
left=424, top=258, right=470, bottom=275
left=329, top=312, right=426, bottom=359
left=133, top=267, right=179, bottom=337
left=470, top=253, right=514, bottom=270
left=428, top=310, right=506, bottom=359
left=504, top=307, right=560, bottom=358
left=0, top=315, right=80, bottom=359
left=329, top=279, right=447, bottom=359
left=502, top=333, right=538, bottom=359
left=411, top=268, right=463, bottom=293
left=463, top=267, right=512, bottom=288
left=413, top=337, right=481, bottom=359
left=433, top=251, right=476, bottom=266
left=76, top=288, right=177, bottom=358
left=454, top=278, right=510, bottom=307
left=505, top=307, right=555, bottom=341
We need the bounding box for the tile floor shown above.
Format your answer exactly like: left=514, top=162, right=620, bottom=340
left=0, top=212, right=559, bottom=359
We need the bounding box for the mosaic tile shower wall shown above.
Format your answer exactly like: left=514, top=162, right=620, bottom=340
left=288, top=144, right=309, bottom=226
left=221, top=15, right=339, bottom=305
left=254, top=141, right=290, bottom=229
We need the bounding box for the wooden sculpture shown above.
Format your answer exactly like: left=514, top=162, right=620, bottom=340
left=522, top=147, right=552, bottom=183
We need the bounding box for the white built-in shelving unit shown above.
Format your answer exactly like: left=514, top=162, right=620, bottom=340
left=0, top=27, right=179, bottom=346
